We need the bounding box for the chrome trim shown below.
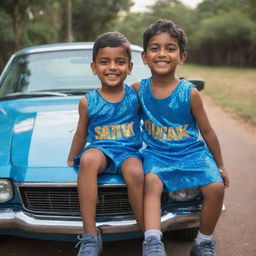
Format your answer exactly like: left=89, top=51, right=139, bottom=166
left=15, top=183, right=130, bottom=218
left=15, top=182, right=126, bottom=188
left=0, top=208, right=200, bottom=234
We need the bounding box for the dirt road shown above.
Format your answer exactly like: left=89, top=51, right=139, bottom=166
left=1, top=93, right=256, bottom=256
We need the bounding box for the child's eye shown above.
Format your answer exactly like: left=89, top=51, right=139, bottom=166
left=167, top=46, right=177, bottom=51
left=99, top=60, right=108, bottom=65
left=150, top=47, right=158, bottom=52
left=117, top=60, right=126, bottom=65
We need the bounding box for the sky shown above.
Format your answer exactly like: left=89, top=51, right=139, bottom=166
left=131, top=0, right=204, bottom=12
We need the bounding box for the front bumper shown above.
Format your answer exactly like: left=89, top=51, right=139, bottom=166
left=0, top=207, right=200, bottom=235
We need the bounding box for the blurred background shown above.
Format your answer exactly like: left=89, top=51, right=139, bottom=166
left=1, top=0, right=256, bottom=68
left=0, top=0, right=255, bottom=125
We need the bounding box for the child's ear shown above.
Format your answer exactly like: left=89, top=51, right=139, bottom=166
left=178, top=51, right=187, bottom=65
left=141, top=51, right=148, bottom=65
left=91, top=62, right=97, bottom=75
left=128, top=61, right=133, bottom=74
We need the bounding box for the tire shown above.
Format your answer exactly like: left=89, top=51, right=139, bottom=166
left=170, top=227, right=198, bottom=241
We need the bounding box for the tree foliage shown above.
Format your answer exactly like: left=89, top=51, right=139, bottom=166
left=111, top=0, right=256, bottom=67
left=0, top=0, right=256, bottom=69
left=73, top=0, right=132, bottom=41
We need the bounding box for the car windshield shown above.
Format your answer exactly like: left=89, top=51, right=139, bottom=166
left=0, top=49, right=150, bottom=97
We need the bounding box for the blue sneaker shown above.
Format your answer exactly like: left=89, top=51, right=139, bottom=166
left=190, top=239, right=216, bottom=256
left=76, top=230, right=102, bottom=256
left=142, top=236, right=167, bottom=256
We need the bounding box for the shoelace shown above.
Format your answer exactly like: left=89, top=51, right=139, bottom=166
left=76, top=235, right=98, bottom=255
left=199, top=240, right=216, bottom=255
left=144, top=240, right=164, bottom=256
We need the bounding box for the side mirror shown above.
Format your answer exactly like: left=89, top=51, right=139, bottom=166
left=179, top=77, right=205, bottom=91
left=188, top=79, right=205, bottom=91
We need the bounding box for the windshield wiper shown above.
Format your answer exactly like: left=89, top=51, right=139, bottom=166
left=1, top=91, right=68, bottom=100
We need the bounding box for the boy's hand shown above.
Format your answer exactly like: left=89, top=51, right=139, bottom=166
left=67, top=159, right=74, bottom=167
left=220, top=168, right=230, bottom=189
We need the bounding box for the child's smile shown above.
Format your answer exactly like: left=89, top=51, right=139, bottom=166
left=91, top=47, right=132, bottom=89
left=142, top=32, right=186, bottom=76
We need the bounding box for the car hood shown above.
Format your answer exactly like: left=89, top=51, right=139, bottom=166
left=1, top=96, right=79, bottom=166
left=0, top=97, right=79, bottom=181
left=1, top=96, right=126, bottom=184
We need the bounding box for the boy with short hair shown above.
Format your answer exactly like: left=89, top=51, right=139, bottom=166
left=132, top=19, right=229, bottom=256
left=68, top=31, right=144, bottom=256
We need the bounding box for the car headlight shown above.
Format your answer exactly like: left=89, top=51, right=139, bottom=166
left=0, top=179, right=13, bottom=203
left=168, top=187, right=200, bottom=202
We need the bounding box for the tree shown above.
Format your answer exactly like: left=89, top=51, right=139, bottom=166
left=189, top=10, right=256, bottom=66
left=0, top=9, right=15, bottom=70
left=72, top=0, right=132, bottom=41
left=0, top=0, right=59, bottom=50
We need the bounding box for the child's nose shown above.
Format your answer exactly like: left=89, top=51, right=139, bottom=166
left=159, top=47, right=167, bottom=56
left=109, top=61, right=117, bottom=69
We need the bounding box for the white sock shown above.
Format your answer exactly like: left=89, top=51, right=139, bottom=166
left=195, top=231, right=213, bottom=244
left=144, top=229, right=162, bottom=241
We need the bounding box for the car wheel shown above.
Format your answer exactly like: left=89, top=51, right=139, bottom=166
left=170, top=227, right=198, bottom=241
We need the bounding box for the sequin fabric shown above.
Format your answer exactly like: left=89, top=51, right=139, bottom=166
left=74, top=84, right=142, bottom=173
left=139, top=78, right=223, bottom=192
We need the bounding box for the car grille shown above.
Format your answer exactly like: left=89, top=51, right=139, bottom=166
left=19, top=186, right=133, bottom=217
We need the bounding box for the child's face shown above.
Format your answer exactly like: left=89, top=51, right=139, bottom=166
left=91, top=46, right=132, bottom=89
left=142, top=32, right=186, bottom=76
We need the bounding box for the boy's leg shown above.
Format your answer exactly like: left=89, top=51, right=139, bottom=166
left=143, top=173, right=166, bottom=256
left=77, top=148, right=108, bottom=236
left=190, top=182, right=224, bottom=256
left=121, top=157, right=144, bottom=231
left=144, top=173, right=163, bottom=231
left=199, top=182, right=224, bottom=235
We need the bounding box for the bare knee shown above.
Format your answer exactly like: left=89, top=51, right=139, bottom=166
left=201, top=182, right=224, bottom=202
left=144, top=173, right=163, bottom=195
left=122, top=165, right=144, bottom=187
left=121, top=158, right=144, bottom=186
left=79, top=148, right=107, bottom=175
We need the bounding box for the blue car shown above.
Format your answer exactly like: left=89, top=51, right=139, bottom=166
left=0, top=43, right=203, bottom=242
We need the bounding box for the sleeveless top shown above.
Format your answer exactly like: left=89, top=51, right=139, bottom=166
left=139, top=77, right=205, bottom=153
left=85, top=84, right=142, bottom=150
left=138, top=77, right=222, bottom=192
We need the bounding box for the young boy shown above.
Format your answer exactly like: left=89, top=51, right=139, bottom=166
left=132, top=19, right=230, bottom=256
left=67, top=31, right=144, bottom=256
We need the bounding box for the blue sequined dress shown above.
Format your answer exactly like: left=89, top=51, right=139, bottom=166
left=138, top=77, right=223, bottom=192
left=74, top=84, right=142, bottom=174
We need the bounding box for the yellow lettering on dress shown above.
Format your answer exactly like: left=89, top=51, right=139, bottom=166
left=94, top=126, right=103, bottom=139
left=109, top=125, right=116, bottom=139
left=162, top=126, right=168, bottom=140
left=167, top=127, right=178, bottom=140
left=144, top=120, right=151, bottom=134
left=155, top=126, right=163, bottom=140
left=151, top=122, right=156, bottom=137
left=121, top=122, right=135, bottom=137
left=113, top=125, right=122, bottom=139
left=95, top=123, right=135, bottom=140
left=176, top=125, right=190, bottom=140
left=102, top=125, right=111, bottom=139
left=144, top=120, right=190, bottom=141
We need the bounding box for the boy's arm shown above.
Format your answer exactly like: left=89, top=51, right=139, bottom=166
left=191, top=88, right=230, bottom=188
left=67, top=96, right=89, bottom=166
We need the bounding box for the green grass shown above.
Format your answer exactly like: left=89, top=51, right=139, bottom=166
left=177, top=64, right=256, bottom=126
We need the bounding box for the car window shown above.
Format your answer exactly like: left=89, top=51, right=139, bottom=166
left=0, top=49, right=151, bottom=97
